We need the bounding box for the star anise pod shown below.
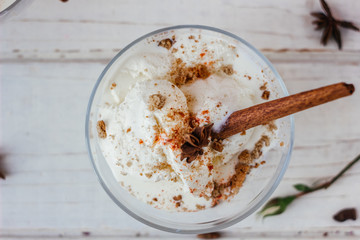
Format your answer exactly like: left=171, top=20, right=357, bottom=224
left=311, top=0, right=359, bottom=50
left=180, top=123, right=213, bottom=163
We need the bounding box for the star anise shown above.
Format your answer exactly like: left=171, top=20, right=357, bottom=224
left=311, top=0, right=359, bottom=50
left=181, top=124, right=213, bottom=163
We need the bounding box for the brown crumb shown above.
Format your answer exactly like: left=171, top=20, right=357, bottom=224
left=238, top=150, right=252, bottom=164
left=238, top=135, right=270, bottom=165
left=211, top=182, right=223, bottom=198
left=158, top=38, right=173, bottom=50
left=173, top=195, right=182, bottom=201
left=149, top=94, right=166, bottom=111
left=188, top=35, right=195, bottom=39
left=196, top=204, right=206, bottom=210
left=280, top=141, right=284, bottom=146
left=145, top=173, right=153, bottom=179
left=154, top=162, right=173, bottom=171
left=261, top=90, right=270, bottom=100
left=211, top=139, right=223, bottom=152
left=153, top=197, right=158, bottom=202
left=169, top=58, right=211, bottom=86
left=260, top=82, right=267, bottom=91
left=251, top=148, right=262, bottom=160
left=126, top=128, right=131, bottom=133
left=244, top=74, right=252, bottom=80
left=171, top=48, right=178, bottom=53
left=110, top=82, right=117, bottom=90
left=240, top=130, right=246, bottom=135
left=96, top=120, right=107, bottom=138
left=221, top=65, right=234, bottom=75
left=262, top=135, right=270, bottom=147
left=266, top=121, right=278, bottom=132
left=252, top=135, right=270, bottom=159
left=211, top=163, right=250, bottom=200
left=197, top=232, right=222, bottom=239
left=175, top=202, right=181, bottom=208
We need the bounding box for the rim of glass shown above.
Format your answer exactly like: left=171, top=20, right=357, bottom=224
left=85, top=25, right=294, bottom=234
left=0, top=0, right=22, bottom=15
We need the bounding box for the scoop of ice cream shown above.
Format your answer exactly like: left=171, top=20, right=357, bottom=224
left=99, top=79, right=188, bottom=182
left=100, top=79, right=221, bottom=197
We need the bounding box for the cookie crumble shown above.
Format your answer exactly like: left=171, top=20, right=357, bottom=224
left=221, top=65, right=234, bottom=75
left=97, top=120, right=107, bottom=138
left=149, top=94, right=166, bottom=111
left=158, top=38, right=173, bottom=50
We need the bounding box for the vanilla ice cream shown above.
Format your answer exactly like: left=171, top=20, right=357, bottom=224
left=96, top=28, right=281, bottom=211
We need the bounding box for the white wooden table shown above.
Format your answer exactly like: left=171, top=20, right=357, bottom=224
left=1, top=0, right=359, bottom=239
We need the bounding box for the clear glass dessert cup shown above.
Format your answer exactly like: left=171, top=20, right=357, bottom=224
left=85, top=25, right=294, bottom=234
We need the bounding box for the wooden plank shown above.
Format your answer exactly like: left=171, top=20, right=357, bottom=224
left=1, top=0, right=360, bottom=61
left=1, top=0, right=360, bottom=238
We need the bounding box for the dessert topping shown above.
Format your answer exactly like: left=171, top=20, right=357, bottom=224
left=97, top=120, right=107, bottom=138
left=158, top=38, right=173, bottom=50
left=169, top=58, right=211, bottom=86
left=181, top=124, right=213, bottom=163
left=149, top=94, right=166, bottom=111
left=221, top=65, right=234, bottom=75
left=261, top=90, right=270, bottom=100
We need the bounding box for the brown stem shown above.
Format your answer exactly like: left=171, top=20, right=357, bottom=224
left=213, top=82, right=355, bottom=140
left=295, top=154, right=360, bottom=198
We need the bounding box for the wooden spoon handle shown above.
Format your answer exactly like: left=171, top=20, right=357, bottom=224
left=213, top=82, right=355, bottom=140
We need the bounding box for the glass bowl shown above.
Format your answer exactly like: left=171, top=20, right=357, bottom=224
left=0, top=0, right=33, bottom=20
left=85, top=25, right=294, bottom=234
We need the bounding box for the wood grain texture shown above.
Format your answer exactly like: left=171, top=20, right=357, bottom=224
left=0, top=0, right=360, bottom=239
left=1, top=0, right=360, bottom=61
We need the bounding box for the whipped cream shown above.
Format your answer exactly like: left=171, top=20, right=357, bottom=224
left=97, top=28, right=280, bottom=211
